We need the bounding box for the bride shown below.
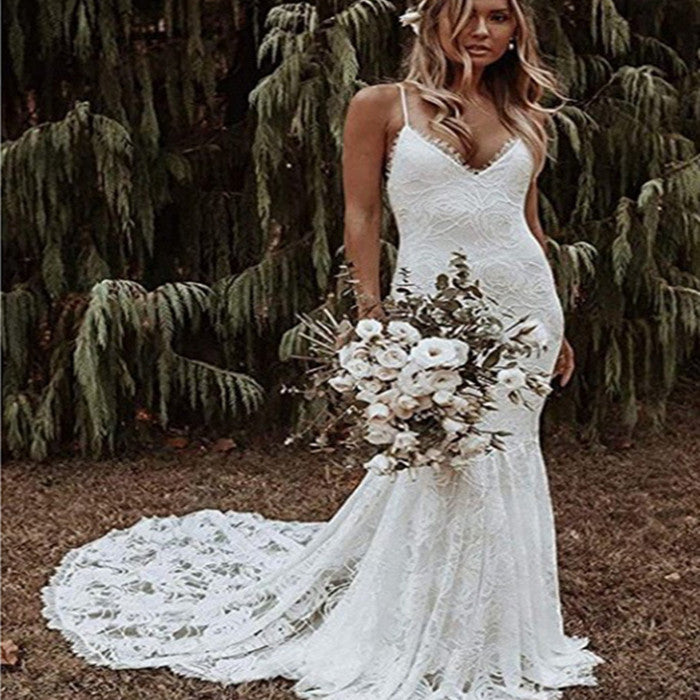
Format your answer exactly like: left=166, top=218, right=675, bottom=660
left=41, top=1, right=605, bottom=698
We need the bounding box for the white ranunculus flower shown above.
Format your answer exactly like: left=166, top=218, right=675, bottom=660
left=375, top=365, right=400, bottom=381
left=364, top=452, right=396, bottom=475
left=497, top=367, right=526, bottom=390
left=355, top=318, right=384, bottom=341
left=386, top=320, right=422, bottom=345
left=391, top=430, right=419, bottom=454
left=328, top=373, right=355, bottom=393
left=410, top=337, right=459, bottom=368
left=432, top=389, right=455, bottom=407
left=365, top=423, right=398, bottom=445
left=392, top=393, right=419, bottom=419
left=457, top=432, right=491, bottom=458
left=427, top=368, right=462, bottom=393
left=376, top=344, right=409, bottom=369
left=345, top=357, right=374, bottom=379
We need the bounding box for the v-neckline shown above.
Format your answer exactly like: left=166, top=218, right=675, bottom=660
left=386, top=123, right=520, bottom=180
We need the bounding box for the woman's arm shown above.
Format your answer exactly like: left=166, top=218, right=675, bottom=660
left=341, top=85, right=393, bottom=320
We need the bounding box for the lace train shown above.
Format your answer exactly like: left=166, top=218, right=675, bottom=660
left=41, top=434, right=604, bottom=699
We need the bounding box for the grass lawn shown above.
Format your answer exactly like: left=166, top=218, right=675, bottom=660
left=2, top=380, right=698, bottom=699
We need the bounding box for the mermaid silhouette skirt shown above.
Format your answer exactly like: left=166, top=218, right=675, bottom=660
left=40, top=83, right=604, bottom=698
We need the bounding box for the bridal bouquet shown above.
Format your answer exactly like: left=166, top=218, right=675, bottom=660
left=283, top=251, right=553, bottom=477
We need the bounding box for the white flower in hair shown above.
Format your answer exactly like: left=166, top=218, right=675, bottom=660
left=398, top=0, right=427, bottom=35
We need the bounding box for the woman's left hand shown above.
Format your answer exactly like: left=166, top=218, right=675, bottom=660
left=553, top=336, right=575, bottom=386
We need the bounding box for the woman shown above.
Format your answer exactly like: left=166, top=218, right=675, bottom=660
left=41, top=1, right=604, bottom=698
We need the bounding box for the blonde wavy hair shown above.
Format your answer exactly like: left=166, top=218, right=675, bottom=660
left=397, top=0, right=568, bottom=176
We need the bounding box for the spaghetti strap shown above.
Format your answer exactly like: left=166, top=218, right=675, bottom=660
left=397, top=82, right=410, bottom=127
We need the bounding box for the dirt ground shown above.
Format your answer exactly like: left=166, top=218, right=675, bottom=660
left=2, top=379, right=699, bottom=699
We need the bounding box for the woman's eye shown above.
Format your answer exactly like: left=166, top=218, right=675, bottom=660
left=491, top=13, right=509, bottom=22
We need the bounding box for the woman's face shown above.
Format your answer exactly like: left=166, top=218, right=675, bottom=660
left=437, top=0, right=518, bottom=66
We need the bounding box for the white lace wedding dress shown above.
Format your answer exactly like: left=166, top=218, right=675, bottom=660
left=41, top=83, right=604, bottom=699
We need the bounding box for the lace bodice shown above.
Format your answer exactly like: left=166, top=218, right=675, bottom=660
left=385, top=85, right=560, bottom=340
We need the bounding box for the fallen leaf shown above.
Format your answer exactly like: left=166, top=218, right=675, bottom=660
left=1, top=639, right=19, bottom=666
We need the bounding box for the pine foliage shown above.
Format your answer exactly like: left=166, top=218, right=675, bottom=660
left=2, top=0, right=699, bottom=458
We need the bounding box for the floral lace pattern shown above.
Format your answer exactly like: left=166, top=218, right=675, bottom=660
left=40, top=83, right=604, bottom=698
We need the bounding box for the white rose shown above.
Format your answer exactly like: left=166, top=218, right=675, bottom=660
left=364, top=452, right=396, bottom=475
left=443, top=338, right=470, bottom=368
left=355, top=318, right=384, bottom=341
left=328, top=374, right=355, bottom=393
left=497, top=367, right=526, bottom=390
left=432, top=389, right=455, bottom=407
left=410, top=338, right=458, bottom=368
left=376, top=345, right=409, bottom=369
left=365, top=423, right=398, bottom=445
left=427, top=368, right=461, bottom=393
left=345, top=357, right=374, bottom=379
left=386, top=320, right=422, bottom=345
left=391, top=430, right=419, bottom=454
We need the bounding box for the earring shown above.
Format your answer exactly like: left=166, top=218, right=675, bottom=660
left=508, top=37, right=516, bottom=50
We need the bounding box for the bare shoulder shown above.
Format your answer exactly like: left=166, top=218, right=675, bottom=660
left=346, top=83, right=401, bottom=125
